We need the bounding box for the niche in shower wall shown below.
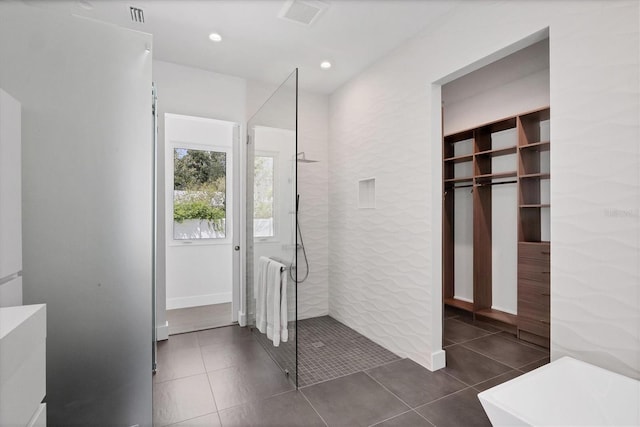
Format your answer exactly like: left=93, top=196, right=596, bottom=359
left=358, top=178, right=376, bottom=209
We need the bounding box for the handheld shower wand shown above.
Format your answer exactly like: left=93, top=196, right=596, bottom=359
left=290, top=193, right=309, bottom=283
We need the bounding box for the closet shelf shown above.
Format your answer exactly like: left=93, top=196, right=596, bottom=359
left=519, top=204, right=550, bottom=208
left=519, top=141, right=550, bottom=151
left=444, top=298, right=474, bottom=312
left=475, top=146, right=517, bottom=157
left=520, top=173, right=550, bottom=179
left=444, top=176, right=474, bottom=184
left=443, top=154, right=473, bottom=164
left=475, top=171, right=517, bottom=183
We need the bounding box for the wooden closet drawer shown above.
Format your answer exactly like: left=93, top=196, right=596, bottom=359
left=518, top=281, right=550, bottom=304
left=518, top=317, right=550, bottom=338
left=519, top=243, right=550, bottom=261
left=518, top=263, right=551, bottom=283
left=518, top=299, right=550, bottom=321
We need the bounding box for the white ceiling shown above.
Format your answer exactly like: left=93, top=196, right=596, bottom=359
left=25, top=0, right=461, bottom=94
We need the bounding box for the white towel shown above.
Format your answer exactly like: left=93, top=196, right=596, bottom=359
left=265, top=259, right=288, bottom=347
left=256, top=256, right=270, bottom=334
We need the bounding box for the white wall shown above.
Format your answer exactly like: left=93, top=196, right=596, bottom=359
left=0, top=89, right=22, bottom=307
left=0, top=3, right=153, bottom=424
left=247, top=80, right=330, bottom=319
left=442, top=40, right=550, bottom=135
left=329, top=0, right=640, bottom=378
left=153, top=60, right=246, bottom=333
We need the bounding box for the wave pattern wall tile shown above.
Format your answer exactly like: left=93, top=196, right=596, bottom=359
left=297, top=92, right=330, bottom=319
left=326, top=0, right=640, bottom=376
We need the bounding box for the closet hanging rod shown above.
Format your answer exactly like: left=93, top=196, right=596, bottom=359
left=477, top=180, right=518, bottom=187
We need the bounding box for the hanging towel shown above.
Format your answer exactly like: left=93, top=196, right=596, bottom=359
left=265, top=259, right=288, bottom=347
left=256, top=256, right=271, bottom=334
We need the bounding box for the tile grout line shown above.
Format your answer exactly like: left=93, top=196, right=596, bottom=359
left=299, top=389, right=329, bottom=427
left=413, top=385, right=474, bottom=409
left=516, top=354, right=551, bottom=372
left=153, top=370, right=208, bottom=385
left=202, top=350, right=222, bottom=423
left=411, top=409, right=437, bottom=427
left=299, top=356, right=404, bottom=388
left=366, top=409, right=427, bottom=427
left=363, top=370, right=414, bottom=410
left=456, top=342, right=522, bottom=370
left=164, top=411, right=218, bottom=427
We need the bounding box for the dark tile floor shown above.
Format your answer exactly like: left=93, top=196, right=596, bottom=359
left=254, top=316, right=401, bottom=387
left=153, top=310, right=549, bottom=426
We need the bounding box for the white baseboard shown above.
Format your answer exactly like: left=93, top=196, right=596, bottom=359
left=156, top=321, right=169, bottom=341
left=238, top=310, right=246, bottom=327
left=166, top=292, right=232, bottom=310
left=431, top=349, right=446, bottom=370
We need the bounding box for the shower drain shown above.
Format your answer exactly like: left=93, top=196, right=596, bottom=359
left=311, top=341, right=325, bottom=348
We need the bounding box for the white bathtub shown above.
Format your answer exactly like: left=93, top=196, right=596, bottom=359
left=478, top=356, right=640, bottom=426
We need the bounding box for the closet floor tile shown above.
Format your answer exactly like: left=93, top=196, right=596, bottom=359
left=472, top=370, right=523, bottom=392
left=461, top=334, right=549, bottom=369
left=519, top=356, right=550, bottom=372
left=443, top=345, right=512, bottom=385
left=366, top=359, right=467, bottom=408
left=415, top=388, right=491, bottom=427
left=444, top=318, right=492, bottom=344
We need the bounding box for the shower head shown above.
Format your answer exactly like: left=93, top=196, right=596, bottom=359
left=296, top=152, right=319, bottom=163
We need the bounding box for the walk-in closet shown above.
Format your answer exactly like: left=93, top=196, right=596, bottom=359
left=442, top=39, right=551, bottom=348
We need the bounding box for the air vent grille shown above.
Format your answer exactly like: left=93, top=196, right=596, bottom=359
left=130, top=6, right=144, bottom=23
left=278, top=0, right=327, bottom=26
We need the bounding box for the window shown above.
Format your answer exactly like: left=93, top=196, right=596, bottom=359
left=173, top=147, right=227, bottom=240
left=254, top=154, right=275, bottom=238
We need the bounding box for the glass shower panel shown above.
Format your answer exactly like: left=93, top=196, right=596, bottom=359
left=246, top=69, right=298, bottom=385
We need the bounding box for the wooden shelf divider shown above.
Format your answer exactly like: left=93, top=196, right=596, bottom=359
left=443, top=106, right=551, bottom=349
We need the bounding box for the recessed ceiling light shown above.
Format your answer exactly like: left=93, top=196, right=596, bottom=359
left=320, top=61, right=332, bottom=69
left=209, top=33, right=222, bottom=42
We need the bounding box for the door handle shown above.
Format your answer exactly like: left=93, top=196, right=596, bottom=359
left=234, top=246, right=240, bottom=251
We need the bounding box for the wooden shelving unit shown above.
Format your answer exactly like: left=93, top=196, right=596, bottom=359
left=517, top=107, right=551, bottom=348
left=443, top=107, right=551, bottom=348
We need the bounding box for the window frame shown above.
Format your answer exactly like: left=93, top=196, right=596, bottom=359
left=253, top=150, right=279, bottom=243
left=167, top=140, right=232, bottom=246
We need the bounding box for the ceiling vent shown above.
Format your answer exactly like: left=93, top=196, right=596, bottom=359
left=130, top=6, right=144, bottom=23
left=278, top=0, right=328, bottom=26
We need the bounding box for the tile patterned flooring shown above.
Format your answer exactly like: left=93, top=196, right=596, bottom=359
left=153, top=308, right=549, bottom=426
left=254, top=316, right=401, bottom=387
left=166, top=303, right=233, bottom=335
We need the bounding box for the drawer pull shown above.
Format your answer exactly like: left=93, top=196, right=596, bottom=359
left=541, top=292, right=550, bottom=296
left=541, top=251, right=550, bottom=255
left=539, top=320, right=550, bottom=325
left=541, top=271, right=550, bottom=275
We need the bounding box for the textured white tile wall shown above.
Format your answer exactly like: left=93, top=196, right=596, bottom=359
left=329, top=0, right=640, bottom=376
left=297, top=91, right=330, bottom=319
